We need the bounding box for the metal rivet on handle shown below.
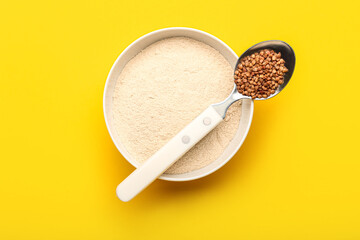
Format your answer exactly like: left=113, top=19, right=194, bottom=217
left=182, top=135, right=190, bottom=144
left=203, top=117, right=211, bottom=126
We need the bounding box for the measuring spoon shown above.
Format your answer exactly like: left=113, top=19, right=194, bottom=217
left=117, top=40, right=295, bottom=201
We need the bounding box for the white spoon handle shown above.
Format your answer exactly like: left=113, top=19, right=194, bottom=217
left=116, top=106, right=223, bottom=201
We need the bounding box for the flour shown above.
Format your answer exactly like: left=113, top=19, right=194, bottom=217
left=112, top=37, right=242, bottom=174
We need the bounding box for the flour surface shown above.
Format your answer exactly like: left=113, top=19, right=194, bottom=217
left=112, top=37, right=242, bottom=174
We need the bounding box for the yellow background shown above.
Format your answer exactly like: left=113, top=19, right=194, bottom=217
left=1, top=0, right=359, bottom=239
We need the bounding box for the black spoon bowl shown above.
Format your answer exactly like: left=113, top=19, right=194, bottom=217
left=236, top=40, right=296, bottom=100
left=212, top=40, right=296, bottom=117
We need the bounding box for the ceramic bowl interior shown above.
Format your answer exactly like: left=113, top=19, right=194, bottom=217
left=103, top=27, right=254, bottom=181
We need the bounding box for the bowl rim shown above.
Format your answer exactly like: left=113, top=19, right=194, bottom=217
left=103, top=27, right=254, bottom=181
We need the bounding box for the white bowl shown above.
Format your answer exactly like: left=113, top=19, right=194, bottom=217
left=103, top=27, right=254, bottom=181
